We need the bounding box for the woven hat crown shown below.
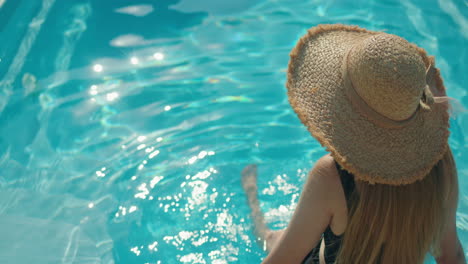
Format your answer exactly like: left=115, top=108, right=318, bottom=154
left=347, top=34, right=427, bottom=121
left=286, top=24, right=449, bottom=185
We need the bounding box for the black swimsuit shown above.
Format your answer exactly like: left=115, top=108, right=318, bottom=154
left=302, top=161, right=356, bottom=264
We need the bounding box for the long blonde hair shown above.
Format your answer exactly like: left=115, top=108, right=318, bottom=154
left=336, top=148, right=456, bottom=264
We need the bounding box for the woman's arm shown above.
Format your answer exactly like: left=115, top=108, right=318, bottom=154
left=436, top=223, right=466, bottom=264
left=262, top=155, right=338, bottom=264
left=436, top=161, right=466, bottom=264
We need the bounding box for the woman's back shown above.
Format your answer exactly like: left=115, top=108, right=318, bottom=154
left=305, top=152, right=459, bottom=263
left=257, top=151, right=464, bottom=264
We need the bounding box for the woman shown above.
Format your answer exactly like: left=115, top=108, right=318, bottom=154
left=242, top=24, right=466, bottom=264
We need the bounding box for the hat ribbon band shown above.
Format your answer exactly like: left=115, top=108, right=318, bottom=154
left=341, top=48, right=420, bottom=129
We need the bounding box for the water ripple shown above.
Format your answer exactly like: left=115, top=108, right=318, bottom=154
left=0, top=0, right=467, bottom=263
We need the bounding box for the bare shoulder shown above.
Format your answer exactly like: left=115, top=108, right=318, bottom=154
left=262, top=154, right=343, bottom=263
left=306, top=154, right=341, bottom=191
left=303, top=154, right=344, bottom=208
left=307, top=154, right=350, bottom=234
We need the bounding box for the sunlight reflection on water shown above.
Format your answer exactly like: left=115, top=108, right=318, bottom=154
left=0, top=0, right=466, bottom=263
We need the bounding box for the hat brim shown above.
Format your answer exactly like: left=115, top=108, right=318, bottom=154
left=287, top=24, right=449, bottom=185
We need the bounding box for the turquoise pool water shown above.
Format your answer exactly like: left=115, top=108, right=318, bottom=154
left=0, top=0, right=467, bottom=263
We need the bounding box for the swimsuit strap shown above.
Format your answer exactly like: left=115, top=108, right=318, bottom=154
left=335, top=161, right=356, bottom=209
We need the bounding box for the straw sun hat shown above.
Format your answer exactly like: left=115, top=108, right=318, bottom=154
left=287, top=24, right=450, bottom=185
